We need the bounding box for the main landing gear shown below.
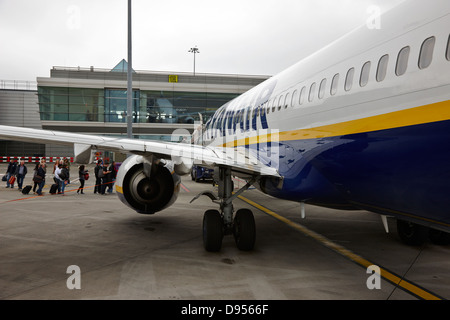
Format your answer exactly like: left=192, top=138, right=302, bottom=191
left=191, top=167, right=256, bottom=252
left=396, top=219, right=450, bottom=246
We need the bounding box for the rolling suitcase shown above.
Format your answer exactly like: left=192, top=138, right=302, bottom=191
left=8, top=176, right=16, bottom=185
left=22, top=185, right=32, bottom=195
left=50, top=183, right=58, bottom=195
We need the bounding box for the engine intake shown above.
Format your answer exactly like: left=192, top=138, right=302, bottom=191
left=115, top=155, right=180, bottom=214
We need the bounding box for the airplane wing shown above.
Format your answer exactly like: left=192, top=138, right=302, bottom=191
left=0, top=125, right=280, bottom=178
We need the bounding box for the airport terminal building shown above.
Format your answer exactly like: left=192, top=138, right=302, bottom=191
left=0, top=60, right=269, bottom=160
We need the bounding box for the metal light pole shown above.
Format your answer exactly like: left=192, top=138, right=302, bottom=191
left=126, top=0, right=133, bottom=139
left=188, top=46, right=200, bottom=76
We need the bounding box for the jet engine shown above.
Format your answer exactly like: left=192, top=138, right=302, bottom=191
left=115, top=155, right=181, bottom=214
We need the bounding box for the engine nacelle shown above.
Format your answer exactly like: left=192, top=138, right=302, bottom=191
left=115, top=155, right=181, bottom=214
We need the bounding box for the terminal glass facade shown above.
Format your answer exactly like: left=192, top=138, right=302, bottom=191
left=38, top=87, right=238, bottom=124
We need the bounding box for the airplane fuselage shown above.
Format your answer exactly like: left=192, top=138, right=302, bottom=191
left=203, top=0, right=450, bottom=232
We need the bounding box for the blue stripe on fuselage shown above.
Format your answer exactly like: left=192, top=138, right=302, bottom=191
left=251, top=119, right=450, bottom=230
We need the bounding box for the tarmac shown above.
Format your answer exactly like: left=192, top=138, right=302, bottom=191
left=0, top=163, right=449, bottom=300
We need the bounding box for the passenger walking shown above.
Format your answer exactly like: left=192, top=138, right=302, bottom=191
left=94, top=159, right=102, bottom=194
left=101, top=162, right=111, bottom=195
left=54, top=163, right=62, bottom=193
left=6, top=160, right=17, bottom=188
left=32, top=162, right=40, bottom=194
left=107, top=161, right=117, bottom=194
left=55, top=163, right=69, bottom=195
left=15, top=159, right=28, bottom=191
left=63, top=158, right=71, bottom=173
left=36, top=162, right=46, bottom=196
left=53, top=159, right=60, bottom=185
left=77, top=165, right=88, bottom=194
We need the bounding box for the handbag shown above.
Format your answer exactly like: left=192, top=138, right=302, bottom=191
left=2, top=175, right=6, bottom=182
left=84, top=172, right=89, bottom=180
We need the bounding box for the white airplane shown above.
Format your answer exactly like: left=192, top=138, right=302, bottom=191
left=1, top=0, right=450, bottom=251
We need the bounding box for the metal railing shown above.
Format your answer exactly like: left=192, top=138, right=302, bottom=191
left=0, top=156, right=74, bottom=163
left=0, top=80, right=37, bottom=91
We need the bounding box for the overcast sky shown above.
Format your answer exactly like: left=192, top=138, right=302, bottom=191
left=0, top=0, right=405, bottom=82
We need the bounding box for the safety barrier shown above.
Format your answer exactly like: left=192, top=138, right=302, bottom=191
left=0, top=156, right=74, bottom=163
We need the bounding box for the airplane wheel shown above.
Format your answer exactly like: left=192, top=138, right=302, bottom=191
left=396, top=220, right=429, bottom=246
left=203, top=209, right=223, bottom=252
left=191, top=170, right=199, bottom=182
left=429, top=229, right=450, bottom=245
left=233, top=208, right=256, bottom=251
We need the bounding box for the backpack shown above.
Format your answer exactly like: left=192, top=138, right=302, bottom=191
left=59, top=168, right=69, bottom=180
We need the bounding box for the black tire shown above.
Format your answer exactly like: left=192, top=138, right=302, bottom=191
left=429, top=229, right=450, bottom=245
left=193, top=170, right=199, bottom=182
left=396, top=220, right=429, bottom=246
left=203, top=209, right=223, bottom=252
left=233, top=208, right=256, bottom=251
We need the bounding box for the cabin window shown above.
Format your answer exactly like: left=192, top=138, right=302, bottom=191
left=396, top=46, right=410, bottom=76
left=239, top=110, right=245, bottom=130
left=284, top=92, right=291, bottom=108
left=330, top=73, right=339, bottom=95
left=246, top=108, right=251, bottom=130
left=446, top=34, right=450, bottom=61
left=418, top=36, right=435, bottom=69
left=299, top=86, right=306, bottom=105
left=308, top=82, right=316, bottom=102
left=376, top=54, right=389, bottom=82
left=217, top=115, right=222, bottom=130
left=345, top=68, right=355, bottom=91
left=291, top=89, right=298, bottom=107
left=360, top=61, right=371, bottom=87
left=318, top=78, right=327, bottom=99
left=278, top=95, right=283, bottom=111
left=272, top=98, right=276, bottom=113
left=225, top=112, right=230, bottom=130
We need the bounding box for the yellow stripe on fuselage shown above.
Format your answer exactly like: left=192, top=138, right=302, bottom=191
left=220, top=100, right=450, bottom=147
